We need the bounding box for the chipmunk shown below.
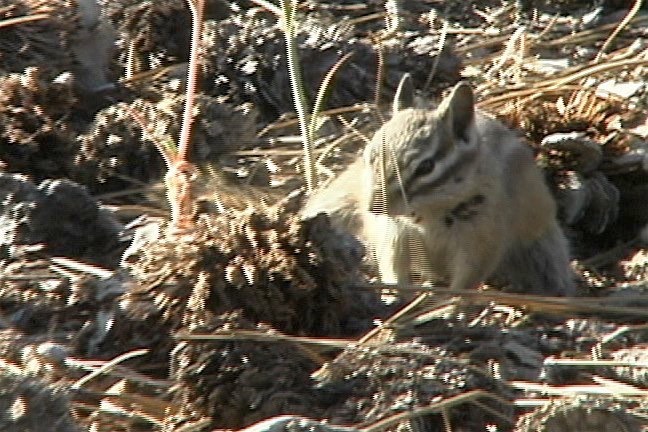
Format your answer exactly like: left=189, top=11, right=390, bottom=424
left=302, top=77, right=575, bottom=296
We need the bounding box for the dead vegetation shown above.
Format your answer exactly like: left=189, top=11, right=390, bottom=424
left=0, top=0, right=647, bottom=431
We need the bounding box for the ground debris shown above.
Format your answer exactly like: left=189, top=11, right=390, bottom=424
left=0, top=0, right=647, bottom=430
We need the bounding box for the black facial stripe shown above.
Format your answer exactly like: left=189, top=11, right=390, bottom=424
left=407, top=145, right=479, bottom=196
left=446, top=193, right=486, bottom=222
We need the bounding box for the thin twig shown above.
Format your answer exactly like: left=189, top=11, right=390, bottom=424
left=596, top=0, right=643, bottom=61
left=71, top=349, right=149, bottom=389
left=0, top=13, right=48, bottom=28
left=355, top=283, right=648, bottom=318
left=280, top=0, right=317, bottom=192
left=478, top=58, right=648, bottom=109
left=309, top=52, right=354, bottom=142
left=247, top=0, right=282, bottom=16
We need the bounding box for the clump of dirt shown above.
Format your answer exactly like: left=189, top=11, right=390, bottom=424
left=516, top=396, right=643, bottom=432
left=100, top=0, right=193, bottom=74
left=0, top=68, right=78, bottom=181
left=75, top=94, right=258, bottom=195
left=104, top=1, right=463, bottom=122
left=73, top=99, right=165, bottom=194
left=0, top=372, right=78, bottom=432
left=198, top=10, right=462, bottom=120
left=317, top=341, right=511, bottom=429
left=0, top=0, right=78, bottom=78
left=168, top=311, right=324, bottom=429
left=111, top=201, right=382, bottom=428
left=122, top=202, right=370, bottom=335
left=0, top=173, right=123, bottom=267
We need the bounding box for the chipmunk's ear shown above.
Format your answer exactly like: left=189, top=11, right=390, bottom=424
left=437, top=81, right=476, bottom=142
left=392, top=73, right=415, bottom=114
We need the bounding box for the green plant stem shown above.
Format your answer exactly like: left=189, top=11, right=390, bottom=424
left=280, top=0, right=317, bottom=192
left=308, top=52, right=353, bottom=141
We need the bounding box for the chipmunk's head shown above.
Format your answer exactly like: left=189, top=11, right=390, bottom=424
left=365, top=77, right=481, bottom=218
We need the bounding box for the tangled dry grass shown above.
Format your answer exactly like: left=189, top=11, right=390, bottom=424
left=0, top=1, right=647, bottom=431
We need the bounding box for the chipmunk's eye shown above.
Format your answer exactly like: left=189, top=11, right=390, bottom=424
left=414, top=158, right=436, bottom=176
